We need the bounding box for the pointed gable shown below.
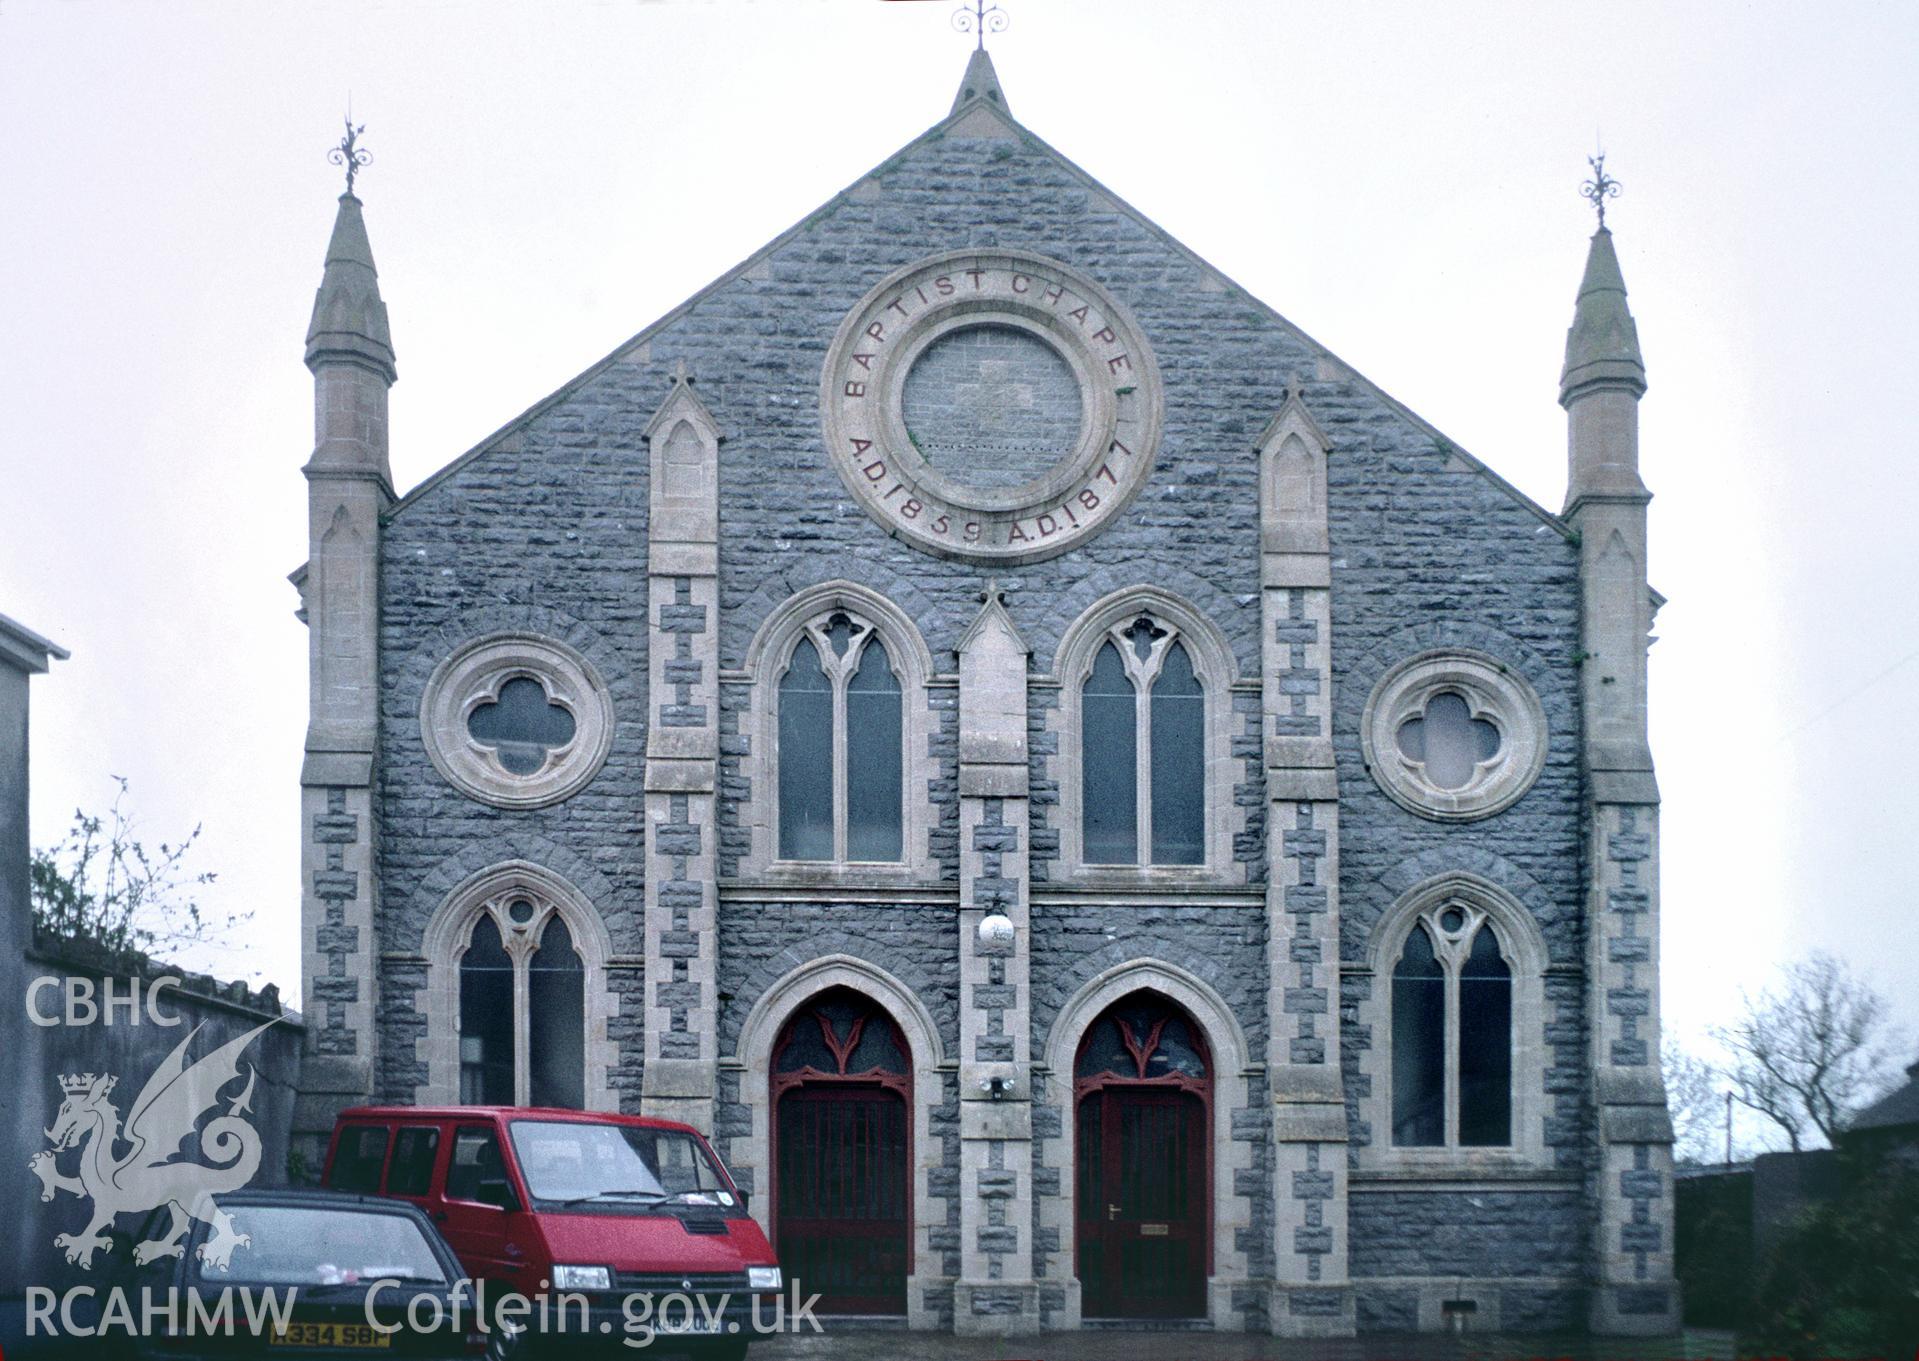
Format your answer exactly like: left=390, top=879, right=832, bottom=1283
left=388, top=54, right=1569, bottom=544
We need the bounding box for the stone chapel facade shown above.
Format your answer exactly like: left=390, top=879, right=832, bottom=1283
left=291, top=51, right=1678, bottom=1337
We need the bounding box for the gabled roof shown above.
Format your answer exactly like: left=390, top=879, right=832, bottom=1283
left=390, top=54, right=1575, bottom=542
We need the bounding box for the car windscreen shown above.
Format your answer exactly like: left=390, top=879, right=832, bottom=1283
left=509, top=1119, right=734, bottom=1207
left=189, top=1205, right=448, bottom=1286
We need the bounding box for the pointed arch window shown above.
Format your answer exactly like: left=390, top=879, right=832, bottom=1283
left=1081, top=615, right=1205, bottom=866
left=1390, top=905, right=1514, bottom=1148
left=458, top=895, right=587, bottom=1108
left=776, top=611, right=904, bottom=863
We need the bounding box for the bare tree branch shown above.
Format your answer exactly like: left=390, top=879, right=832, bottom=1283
left=1663, top=1039, right=1729, bottom=1165
left=1711, top=952, right=1903, bottom=1151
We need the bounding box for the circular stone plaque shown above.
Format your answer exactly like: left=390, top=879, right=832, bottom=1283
left=821, top=249, right=1162, bottom=564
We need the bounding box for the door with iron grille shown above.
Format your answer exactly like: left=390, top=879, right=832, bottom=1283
left=1074, top=992, right=1211, bottom=1319
left=772, top=990, right=911, bottom=1314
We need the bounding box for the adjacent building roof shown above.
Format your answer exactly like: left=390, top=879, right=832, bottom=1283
left=0, top=612, right=69, bottom=675
left=1849, top=1058, right=1919, bottom=1133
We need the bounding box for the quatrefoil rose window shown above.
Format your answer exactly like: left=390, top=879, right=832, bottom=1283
left=421, top=634, right=615, bottom=809
left=1362, top=650, right=1546, bottom=821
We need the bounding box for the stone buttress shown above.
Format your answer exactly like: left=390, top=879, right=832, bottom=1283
left=954, top=586, right=1040, bottom=1333
left=641, top=371, right=723, bottom=1134
left=1258, top=393, right=1355, bottom=1333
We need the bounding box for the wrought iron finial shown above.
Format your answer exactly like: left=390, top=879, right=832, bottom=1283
left=952, top=0, right=1007, bottom=50
left=330, top=116, right=372, bottom=196
left=1581, top=152, right=1621, bottom=229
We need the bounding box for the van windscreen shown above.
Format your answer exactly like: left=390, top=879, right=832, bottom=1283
left=508, top=1120, right=733, bottom=1208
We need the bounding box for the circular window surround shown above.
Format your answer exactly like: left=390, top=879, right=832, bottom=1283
left=820, top=248, right=1163, bottom=566
left=1361, top=649, right=1547, bottom=822
left=420, top=633, right=615, bottom=810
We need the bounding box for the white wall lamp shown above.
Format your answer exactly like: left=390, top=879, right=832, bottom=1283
left=976, top=912, right=1016, bottom=954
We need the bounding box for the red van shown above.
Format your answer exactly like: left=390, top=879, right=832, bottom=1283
left=324, top=1107, right=781, bottom=1358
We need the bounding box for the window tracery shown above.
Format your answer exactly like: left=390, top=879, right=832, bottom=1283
left=1359, top=874, right=1547, bottom=1168
left=1362, top=649, right=1546, bottom=821
left=455, top=888, right=589, bottom=1108
left=1390, top=903, right=1513, bottom=1148
left=1054, top=589, right=1236, bottom=877
left=776, top=610, right=905, bottom=864
left=420, top=633, right=614, bottom=809
left=420, top=861, right=615, bottom=1110
left=743, top=583, right=935, bottom=879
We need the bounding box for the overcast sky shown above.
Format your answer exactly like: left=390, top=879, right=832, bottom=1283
left=4, top=1, right=1915, bottom=1123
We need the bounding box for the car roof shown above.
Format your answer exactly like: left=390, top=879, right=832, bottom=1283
left=338, top=1106, right=703, bottom=1136
left=212, top=1186, right=432, bottom=1212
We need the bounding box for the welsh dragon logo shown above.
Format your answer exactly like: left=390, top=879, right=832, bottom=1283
left=29, top=1019, right=277, bottom=1271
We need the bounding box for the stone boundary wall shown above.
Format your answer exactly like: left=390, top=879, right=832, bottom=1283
left=4, top=936, right=304, bottom=1298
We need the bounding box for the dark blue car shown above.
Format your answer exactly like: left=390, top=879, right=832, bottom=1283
left=107, top=1187, right=481, bottom=1358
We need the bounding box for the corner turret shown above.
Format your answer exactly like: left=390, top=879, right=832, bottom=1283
left=1559, top=167, right=1681, bottom=1336
left=1561, top=226, right=1648, bottom=511
left=290, top=137, right=395, bottom=1174
left=1560, top=227, right=1645, bottom=404
left=303, top=191, right=396, bottom=487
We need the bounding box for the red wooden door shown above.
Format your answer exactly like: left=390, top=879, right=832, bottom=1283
left=775, top=1086, right=909, bottom=1313
left=1073, top=994, right=1212, bottom=1320
left=771, top=991, right=913, bottom=1315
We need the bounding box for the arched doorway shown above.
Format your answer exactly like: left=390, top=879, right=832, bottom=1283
left=1074, top=991, right=1212, bottom=1319
left=771, top=989, right=911, bottom=1315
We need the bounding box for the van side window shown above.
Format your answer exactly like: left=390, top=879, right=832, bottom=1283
left=386, top=1127, right=441, bottom=1197
left=331, top=1125, right=390, bottom=1193
left=446, top=1126, right=508, bottom=1203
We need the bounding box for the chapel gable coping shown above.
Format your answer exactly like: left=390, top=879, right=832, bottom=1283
left=376, top=54, right=1581, bottom=547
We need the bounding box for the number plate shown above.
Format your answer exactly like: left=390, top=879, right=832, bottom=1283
left=271, top=1320, right=393, bottom=1348
left=658, top=1319, right=722, bottom=1336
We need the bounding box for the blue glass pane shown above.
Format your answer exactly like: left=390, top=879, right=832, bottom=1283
left=1460, top=922, right=1510, bottom=979
left=776, top=1013, right=838, bottom=1074
left=846, top=640, right=903, bottom=862
left=459, top=914, right=514, bottom=1105
left=1391, top=925, right=1445, bottom=1146
left=1075, top=1017, right=1132, bottom=1078
left=1082, top=642, right=1137, bottom=864
left=1073, top=996, right=1210, bottom=1080
left=1150, top=642, right=1204, bottom=865
left=846, top=1011, right=909, bottom=1075
left=529, top=916, right=585, bottom=1109
left=779, top=638, right=835, bottom=860
left=467, top=677, right=576, bottom=776
left=1396, top=691, right=1499, bottom=791
left=1459, top=926, right=1512, bottom=1145
left=1144, top=1016, right=1208, bottom=1079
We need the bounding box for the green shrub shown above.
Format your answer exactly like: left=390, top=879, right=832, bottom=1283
left=1744, top=1161, right=1919, bottom=1360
